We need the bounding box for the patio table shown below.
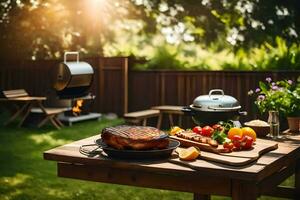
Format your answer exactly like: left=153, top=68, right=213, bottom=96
left=44, top=134, right=300, bottom=200
left=0, top=96, right=47, bottom=126
left=0, top=96, right=66, bottom=129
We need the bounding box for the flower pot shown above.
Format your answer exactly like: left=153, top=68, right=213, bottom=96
left=287, top=117, right=300, bottom=133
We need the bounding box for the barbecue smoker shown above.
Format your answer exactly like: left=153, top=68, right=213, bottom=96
left=53, top=52, right=94, bottom=99
left=52, top=52, right=101, bottom=125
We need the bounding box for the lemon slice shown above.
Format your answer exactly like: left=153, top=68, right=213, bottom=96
left=179, top=146, right=200, bottom=161
left=170, top=126, right=184, bottom=135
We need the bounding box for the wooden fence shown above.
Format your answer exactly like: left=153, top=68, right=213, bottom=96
left=1, top=57, right=300, bottom=127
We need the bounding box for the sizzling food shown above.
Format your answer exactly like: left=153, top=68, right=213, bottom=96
left=175, top=130, right=218, bottom=147
left=101, top=125, right=169, bottom=150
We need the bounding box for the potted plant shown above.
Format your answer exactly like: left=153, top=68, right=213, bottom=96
left=286, top=82, right=300, bottom=132
left=249, top=77, right=300, bottom=133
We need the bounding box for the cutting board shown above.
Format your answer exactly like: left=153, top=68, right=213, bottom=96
left=170, top=136, right=278, bottom=166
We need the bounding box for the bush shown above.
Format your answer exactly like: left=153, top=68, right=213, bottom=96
left=133, top=37, right=300, bottom=71
left=134, top=45, right=185, bottom=70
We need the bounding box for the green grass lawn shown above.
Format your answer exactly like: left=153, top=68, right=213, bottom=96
left=0, top=111, right=294, bottom=200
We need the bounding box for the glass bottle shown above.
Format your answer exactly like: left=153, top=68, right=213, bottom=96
left=267, top=110, right=280, bottom=139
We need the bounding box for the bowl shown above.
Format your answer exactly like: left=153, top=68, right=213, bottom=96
left=244, top=121, right=270, bottom=138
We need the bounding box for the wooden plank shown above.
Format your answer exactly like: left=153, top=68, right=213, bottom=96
left=2, top=89, right=29, bottom=98
left=231, top=180, right=257, bottom=200
left=124, top=109, right=160, bottom=118
left=296, top=159, right=300, bottom=198
left=262, top=186, right=295, bottom=199
left=57, top=162, right=231, bottom=196
left=151, top=105, right=184, bottom=115
left=96, top=57, right=129, bottom=116
left=259, top=164, right=295, bottom=197
left=123, top=58, right=128, bottom=114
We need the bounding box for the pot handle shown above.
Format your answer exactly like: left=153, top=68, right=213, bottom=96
left=64, top=51, right=79, bottom=63
left=182, top=107, right=195, bottom=116
left=239, top=111, right=247, bottom=116
left=208, top=105, right=241, bottom=111
left=209, top=89, right=224, bottom=99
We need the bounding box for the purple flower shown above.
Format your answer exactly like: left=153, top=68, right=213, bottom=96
left=266, top=77, right=272, bottom=83
left=257, top=95, right=265, bottom=101
left=248, top=90, right=254, bottom=95
left=288, top=80, right=293, bottom=85
left=255, top=88, right=260, bottom=93
left=271, top=82, right=276, bottom=86
left=272, top=86, right=279, bottom=90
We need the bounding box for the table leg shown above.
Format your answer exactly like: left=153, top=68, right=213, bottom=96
left=142, top=118, right=147, bottom=126
left=4, top=102, right=29, bottom=125
left=157, top=113, right=163, bottom=129
left=18, top=102, right=33, bottom=127
left=38, top=116, right=50, bottom=128
left=232, top=180, right=257, bottom=200
left=168, top=114, right=174, bottom=127
left=54, top=117, right=64, bottom=127
left=193, top=193, right=210, bottom=200
left=295, top=159, right=300, bottom=198
left=179, top=115, right=182, bottom=127
left=50, top=117, right=61, bottom=130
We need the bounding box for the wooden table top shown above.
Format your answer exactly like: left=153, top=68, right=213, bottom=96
left=151, top=105, right=184, bottom=112
left=0, top=96, right=46, bottom=101
left=124, top=110, right=160, bottom=118
left=44, top=134, right=300, bottom=182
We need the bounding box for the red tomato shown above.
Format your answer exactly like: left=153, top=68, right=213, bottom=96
left=201, top=126, right=214, bottom=137
left=212, top=124, right=224, bottom=131
left=223, top=142, right=234, bottom=151
left=232, top=135, right=242, bottom=149
left=241, top=136, right=254, bottom=150
left=192, top=126, right=202, bottom=134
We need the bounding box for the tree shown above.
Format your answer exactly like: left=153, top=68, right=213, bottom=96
left=0, top=0, right=299, bottom=60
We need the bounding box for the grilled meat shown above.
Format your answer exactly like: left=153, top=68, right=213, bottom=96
left=175, top=131, right=218, bottom=148
left=101, top=125, right=169, bottom=150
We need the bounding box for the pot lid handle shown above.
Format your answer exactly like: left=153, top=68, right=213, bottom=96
left=208, top=105, right=241, bottom=111
left=209, top=89, right=224, bottom=99
left=64, top=51, right=79, bottom=63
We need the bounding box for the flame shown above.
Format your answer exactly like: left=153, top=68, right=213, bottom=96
left=72, top=99, right=84, bottom=115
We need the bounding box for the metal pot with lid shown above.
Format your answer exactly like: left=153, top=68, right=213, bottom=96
left=53, top=52, right=94, bottom=99
left=182, top=89, right=247, bottom=126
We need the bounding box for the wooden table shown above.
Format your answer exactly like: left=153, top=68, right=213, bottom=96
left=44, top=135, right=300, bottom=200
left=151, top=105, right=184, bottom=127
left=0, top=96, right=66, bottom=129
left=0, top=96, right=47, bottom=127
left=124, top=109, right=161, bottom=127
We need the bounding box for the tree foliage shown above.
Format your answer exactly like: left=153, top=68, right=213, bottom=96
left=0, top=0, right=299, bottom=61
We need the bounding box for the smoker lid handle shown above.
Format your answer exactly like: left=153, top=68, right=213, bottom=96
left=64, top=52, right=79, bottom=63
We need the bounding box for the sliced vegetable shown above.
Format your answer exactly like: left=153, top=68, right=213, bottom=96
left=223, top=141, right=234, bottom=151
left=232, top=135, right=242, bottom=149
left=241, top=135, right=254, bottom=150
left=202, top=126, right=214, bottom=137
left=212, top=124, right=224, bottom=131
left=192, top=126, right=202, bottom=135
